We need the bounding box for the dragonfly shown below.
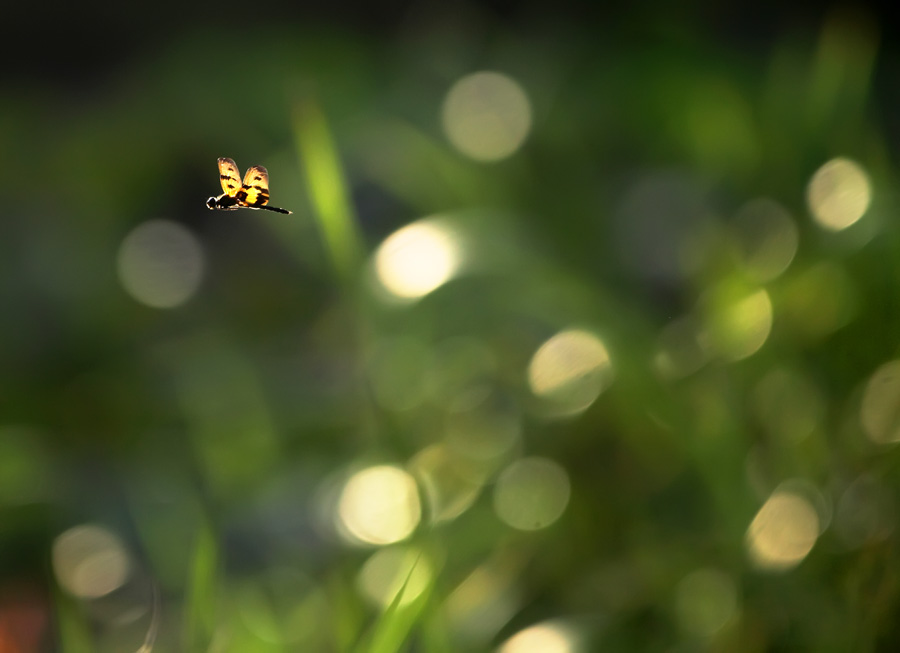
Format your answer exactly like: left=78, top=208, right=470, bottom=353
left=206, top=157, right=292, bottom=214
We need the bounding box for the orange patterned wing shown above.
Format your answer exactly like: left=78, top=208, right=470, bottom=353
left=218, top=158, right=243, bottom=197
left=238, top=165, right=271, bottom=207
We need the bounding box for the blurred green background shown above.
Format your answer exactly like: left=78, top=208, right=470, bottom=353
left=2, top=2, right=900, bottom=651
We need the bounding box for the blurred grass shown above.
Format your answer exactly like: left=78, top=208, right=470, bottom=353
left=355, top=553, right=431, bottom=653
left=184, top=522, right=218, bottom=652
left=2, top=5, right=900, bottom=652
left=293, top=94, right=365, bottom=284
left=54, top=589, right=93, bottom=653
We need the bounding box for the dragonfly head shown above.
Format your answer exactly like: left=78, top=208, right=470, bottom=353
left=206, top=196, right=217, bottom=210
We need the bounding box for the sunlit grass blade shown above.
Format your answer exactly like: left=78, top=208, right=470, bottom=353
left=354, top=554, right=432, bottom=653
left=292, top=95, right=364, bottom=284
left=183, top=522, right=218, bottom=652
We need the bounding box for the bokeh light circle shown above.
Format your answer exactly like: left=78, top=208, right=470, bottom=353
left=494, top=457, right=571, bottom=531
left=445, top=400, right=521, bottom=462
left=498, top=621, right=579, bottom=653
left=653, top=316, right=708, bottom=380
left=441, top=71, right=532, bottom=162
left=731, top=198, right=798, bottom=281
left=807, top=157, right=871, bottom=231
left=861, top=360, right=900, bottom=444
left=781, top=262, right=856, bottom=340
left=834, top=474, right=895, bottom=547
left=746, top=488, right=819, bottom=571
left=52, top=524, right=131, bottom=599
left=527, top=329, right=613, bottom=416
left=410, top=445, right=485, bottom=523
left=704, top=286, right=773, bottom=361
left=117, top=219, right=205, bottom=308
left=337, top=465, right=422, bottom=546
left=357, top=546, right=433, bottom=608
left=374, top=219, right=462, bottom=300
left=674, top=568, right=738, bottom=637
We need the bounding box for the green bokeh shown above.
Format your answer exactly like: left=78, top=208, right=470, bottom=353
left=2, top=7, right=900, bottom=652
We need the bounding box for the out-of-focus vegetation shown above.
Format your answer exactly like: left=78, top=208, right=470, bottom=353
left=2, top=4, right=900, bottom=651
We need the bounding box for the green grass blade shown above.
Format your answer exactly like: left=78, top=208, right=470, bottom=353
left=183, top=522, right=218, bottom=652
left=292, top=95, right=364, bottom=284
left=55, top=590, right=94, bottom=653
left=355, top=554, right=431, bottom=653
